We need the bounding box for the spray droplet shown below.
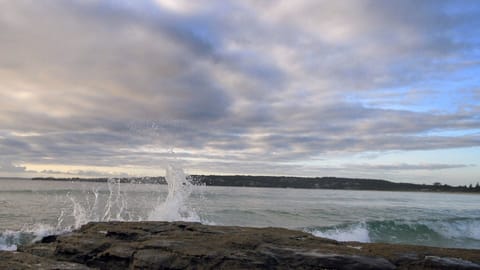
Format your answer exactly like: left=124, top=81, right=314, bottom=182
left=148, top=165, right=200, bottom=222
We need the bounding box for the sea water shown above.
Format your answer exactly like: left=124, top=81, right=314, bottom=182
left=1, top=168, right=480, bottom=251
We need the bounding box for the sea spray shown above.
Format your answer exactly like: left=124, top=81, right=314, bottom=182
left=308, top=222, right=371, bottom=242
left=148, top=165, right=201, bottom=222
left=0, top=182, right=134, bottom=250
left=66, top=166, right=203, bottom=227
left=67, top=186, right=109, bottom=228
left=0, top=230, right=21, bottom=251
left=0, top=224, right=68, bottom=251
left=0, top=166, right=204, bottom=251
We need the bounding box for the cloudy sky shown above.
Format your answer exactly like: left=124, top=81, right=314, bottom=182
left=0, top=0, right=479, bottom=185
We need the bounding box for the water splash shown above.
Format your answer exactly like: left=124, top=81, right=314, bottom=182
left=65, top=165, right=202, bottom=229
left=148, top=165, right=200, bottom=222
left=309, top=222, right=371, bottom=242
left=0, top=165, right=204, bottom=251
left=67, top=178, right=135, bottom=228
left=0, top=231, right=21, bottom=251
left=0, top=224, right=68, bottom=251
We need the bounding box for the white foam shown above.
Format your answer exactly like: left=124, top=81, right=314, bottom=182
left=148, top=165, right=201, bottom=222
left=310, top=223, right=371, bottom=243
left=0, top=230, right=19, bottom=251
left=421, top=219, right=480, bottom=240
left=0, top=224, right=67, bottom=251
left=0, top=244, right=17, bottom=251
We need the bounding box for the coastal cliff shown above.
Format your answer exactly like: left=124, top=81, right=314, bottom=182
left=1, top=221, right=480, bottom=270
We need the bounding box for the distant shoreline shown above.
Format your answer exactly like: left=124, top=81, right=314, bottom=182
left=4, top=175, right=474, bottom=194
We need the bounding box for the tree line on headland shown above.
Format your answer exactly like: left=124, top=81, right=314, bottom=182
left=30, top=175, right=480, bottom=193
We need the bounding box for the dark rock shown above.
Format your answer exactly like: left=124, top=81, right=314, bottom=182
left=18, top=242, right=56, bottom=258
left=0, top=250, right=94, bottom=270
left=40, top=235, right=57, bottom=243
left=407, top=256, right=480, bottom=270
left=2, top=221, right=480, bottom=269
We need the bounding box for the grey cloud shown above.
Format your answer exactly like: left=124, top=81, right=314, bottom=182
left=0, top=160, right=27, bottom=173
left=40, top=169, right=130, bottom=178
left=0, top=137, right=32, bottom=153
left=347, top=163, right=474, bottom=171
left=254, top=0, right=479, bottom=90
left=1, top=103, right=479, bottom=169
left=0, top=0, right=479, bottom=182
left=0, top=0, right=232, bottom=125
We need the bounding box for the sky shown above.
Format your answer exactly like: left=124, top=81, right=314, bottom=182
left=0, top=0, right=479, bottom=185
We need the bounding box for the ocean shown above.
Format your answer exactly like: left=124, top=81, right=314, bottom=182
left=1, top=167, right=480, bottom=251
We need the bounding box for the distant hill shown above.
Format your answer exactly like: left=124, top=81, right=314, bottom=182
left=29, top=175, right=480, bottom=193
left=190, top=175, right=480, bottom=193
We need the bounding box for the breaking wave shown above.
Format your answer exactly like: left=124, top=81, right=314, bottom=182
left=307, top=217, right=480, bottom=249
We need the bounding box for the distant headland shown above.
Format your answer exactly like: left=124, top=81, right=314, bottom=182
left=28, top=175, right=480, bottom=193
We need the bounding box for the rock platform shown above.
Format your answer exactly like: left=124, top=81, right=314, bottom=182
left=1, top=221, right=480, bottom=269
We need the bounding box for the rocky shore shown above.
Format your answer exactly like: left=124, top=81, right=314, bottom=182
left=1, top=221, right=479, bottom=269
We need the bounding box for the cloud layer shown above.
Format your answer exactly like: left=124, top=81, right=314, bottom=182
left=0, top=0, right=479, bottom=183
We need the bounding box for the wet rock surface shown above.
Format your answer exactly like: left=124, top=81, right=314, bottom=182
left=2, top=221, right=480, bottom=269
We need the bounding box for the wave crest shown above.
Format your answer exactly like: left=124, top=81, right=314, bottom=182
left=308, top=218, right=480, bottom=249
